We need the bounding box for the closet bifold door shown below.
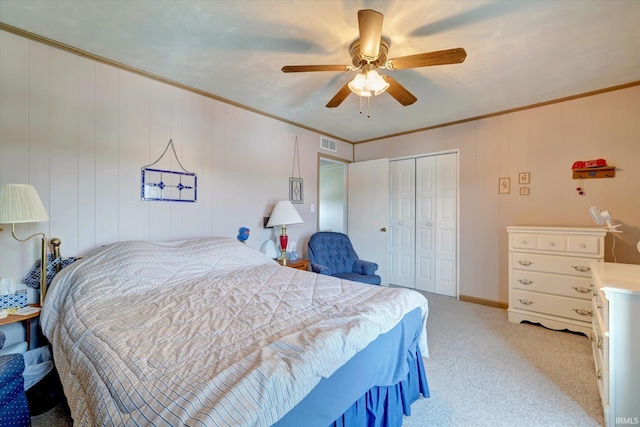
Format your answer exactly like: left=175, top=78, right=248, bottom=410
left=416, top=154, right=457, bottom=296
left=389, top=159, right=416, bottom=288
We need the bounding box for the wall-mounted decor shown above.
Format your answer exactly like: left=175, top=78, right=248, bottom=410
left=499, top=178, right=510, bottom=194
left=141, top=139, right=197, bottom=202
left=289, top=136, right=303, bottom=204
left=520, top=187, right=530, bottom=196
left=518, top=172, right=530, bottom=185
left=571, top=159, right=615, bottom=179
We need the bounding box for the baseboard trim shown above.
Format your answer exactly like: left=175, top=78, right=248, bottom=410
left=459, top=294, right=508, bottom=309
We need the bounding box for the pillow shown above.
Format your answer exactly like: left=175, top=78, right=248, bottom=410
left=22, top=255, right=78, bottom=289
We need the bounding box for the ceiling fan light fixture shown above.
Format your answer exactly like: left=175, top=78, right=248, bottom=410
left=366, top=69, right=390, bottom=95
left=348, top=69, right=389, bottom=97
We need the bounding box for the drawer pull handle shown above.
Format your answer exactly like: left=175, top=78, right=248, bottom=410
left=596, top=369, right=603, bottom=381
left=518, top=299, right=533, bottom=305
left=572, top=308, right=593, bottom=317
left=572, top=265, right=590, bottom=272
left=518, top=260, right=533, bottom=266
left=572, top=286, right=591, bottom=294
left=549, top=242, right=555, bottom=247
left=580, top=243, right=586, bottom=248
left=521, top=240, right=527, bottom=245
left=518, top=279, right=534, bottom=285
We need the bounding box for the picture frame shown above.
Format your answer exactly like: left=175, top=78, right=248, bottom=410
left=519, top=172, right=530, bottom=185
left=520, top=187, right=530, bottom=196
left=499, top=178, right=510, bottom=194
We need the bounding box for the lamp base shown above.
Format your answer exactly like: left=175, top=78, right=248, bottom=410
left=278, top=251, right=287, bottom=266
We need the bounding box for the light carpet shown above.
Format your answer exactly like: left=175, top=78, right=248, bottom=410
left=32, top=292, right=604, bottom=426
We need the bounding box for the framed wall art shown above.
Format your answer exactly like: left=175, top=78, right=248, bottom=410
left=499, top=178, right=510, bottom=194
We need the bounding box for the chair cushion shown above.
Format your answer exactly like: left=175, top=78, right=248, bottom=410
left=0, top=354, right=30, bottom=426
left=333, top=273, right=381, bottom=286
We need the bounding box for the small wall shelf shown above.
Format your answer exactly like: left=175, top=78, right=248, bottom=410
left=572, top=166, right=615, bottom=179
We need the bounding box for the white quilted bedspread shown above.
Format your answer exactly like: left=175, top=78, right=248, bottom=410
left=41, top=237, right=428, bottom=427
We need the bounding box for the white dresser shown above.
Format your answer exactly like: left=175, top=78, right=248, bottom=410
left=590, top=262, right=640, bottom=426
left=507, top=226, right=606, bottom=335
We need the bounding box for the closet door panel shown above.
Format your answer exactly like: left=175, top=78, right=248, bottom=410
left=389, top=159, right=415, bottom=287
left=416, top=156, right=437, bottom=291
left=434, top=153, right=457, bottom=296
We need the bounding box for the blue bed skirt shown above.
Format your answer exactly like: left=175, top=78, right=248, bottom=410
left=275, top=307, right=429, bottom=427
left=330, top=346, right=428, bottom=427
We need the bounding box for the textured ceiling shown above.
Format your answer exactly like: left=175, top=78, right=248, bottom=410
left=1, top=0, right=640, bottom=143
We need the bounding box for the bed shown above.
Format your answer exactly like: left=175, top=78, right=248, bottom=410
left=41, top=237, right=429, bottom=426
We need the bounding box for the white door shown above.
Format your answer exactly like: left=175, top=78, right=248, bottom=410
left=389, top=159, right=415, bottom=288
left=415, top=154, right=457, bottom=296
left=415, top=156, right=436, bottom=292
left=434, top=153, right=457, bottom=296
left=348, top=158, right=389, bottom=286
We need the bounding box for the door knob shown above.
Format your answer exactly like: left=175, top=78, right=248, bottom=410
left=380, top=227, right=387, bottom=232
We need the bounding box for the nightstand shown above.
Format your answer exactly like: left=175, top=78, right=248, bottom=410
left=279, top=259, right=310, bottom=271
left=0, top=305, right=41, bottom=350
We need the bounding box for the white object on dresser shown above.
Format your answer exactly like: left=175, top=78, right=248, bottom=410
left=507, top=226, right=606, bottom=335
left=590, top=262, right=640, bottom=427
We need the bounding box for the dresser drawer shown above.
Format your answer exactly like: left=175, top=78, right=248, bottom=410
left=511, top=253, right=594, bottom=277
left=591, top=328, right=609, bottom=406
left=593, top=288, right=609, bottom=331
left=512, top=270, right=593, bottom=300
left=510, top=233, right=538, bottom=250
left=568, top=236, right=602, bottom=256
left=511, top=289, right=593, bottom=322
left=591, top=314, right=609, bottom=375
left=538, top=235, right=567, bottom=252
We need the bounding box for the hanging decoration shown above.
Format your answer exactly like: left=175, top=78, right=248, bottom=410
left=141, top=139, right=197, bottom=202
left=289, top=136, right=303, bottom=204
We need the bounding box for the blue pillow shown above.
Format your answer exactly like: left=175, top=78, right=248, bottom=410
left=22, top=255, right=77, bottom=289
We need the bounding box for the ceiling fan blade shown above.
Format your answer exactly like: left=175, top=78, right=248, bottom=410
left=381, top=75, right=417, bottom=106
left=281, top=65, right=350, bottom=73
left=358, top=9, right=384, bottom=60
left=387, top=47, right=467, bottom=70
left=326, top=82, right=352, bottom=108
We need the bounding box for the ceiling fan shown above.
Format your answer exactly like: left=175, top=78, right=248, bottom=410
left=281, top=9, right=467, bottom=108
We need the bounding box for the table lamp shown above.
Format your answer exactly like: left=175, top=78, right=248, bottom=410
left=0, top=184, right=49, bottom=306
left=266, top=200, right=303, bottom=265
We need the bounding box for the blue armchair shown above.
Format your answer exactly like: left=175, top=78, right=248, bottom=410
left=0, top=353, right=30, bottom=426
left=307, top=231, right=381, bottom=285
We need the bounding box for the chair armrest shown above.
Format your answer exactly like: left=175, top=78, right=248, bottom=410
left=311, top=263, right=331, bottom=275
left=0, top=353, right=25, bottom=390
left=353, top=259, right=378, bottom=275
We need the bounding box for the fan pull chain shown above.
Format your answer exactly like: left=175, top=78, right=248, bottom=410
left=357, top=96, right=373, bottom=118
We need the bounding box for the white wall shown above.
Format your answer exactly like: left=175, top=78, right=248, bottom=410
left=319, top=163, right=346, bottom=232
left=0, top=30, right=352, bottom=344
left=355, top=86, right=640, bottom=304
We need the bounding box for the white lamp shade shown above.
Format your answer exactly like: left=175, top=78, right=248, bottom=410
left=266, top=200, right=303, bottom=227
left=0, top=184, right=49, bottom=224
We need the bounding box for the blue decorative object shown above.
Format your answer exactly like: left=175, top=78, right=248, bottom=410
left=237, top=227, right=250, bottom=243
left=0, top=291, right=27, bottom=310
left=308, top=231, right=381, bottom=285
left=22, top=254, right=77, bottom=289
left=141, top=139, right=197, bottom=202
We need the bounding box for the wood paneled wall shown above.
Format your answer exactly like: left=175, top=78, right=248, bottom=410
left=0, top=29, right=352, bottom=327
left=356, top=86, right=640, bottom=303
